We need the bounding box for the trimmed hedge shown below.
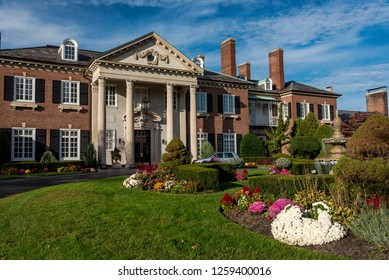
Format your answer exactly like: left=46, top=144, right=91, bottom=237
left=1, top=161, right=85, bottom=172
left=241, top=157, right=274, bottom=165
left=198, top=163, right=234, bottom=182
left=290, top=159, right=316, bottom=175
left=248, top=174, right=335, bottom=199
left=174, top=165, right=219, bottom=191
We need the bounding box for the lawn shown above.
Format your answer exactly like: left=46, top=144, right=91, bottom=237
left=0, top=176, right=342, bottom=260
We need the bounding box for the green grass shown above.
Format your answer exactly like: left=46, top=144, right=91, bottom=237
left=0, top=176, right=343, bottom=260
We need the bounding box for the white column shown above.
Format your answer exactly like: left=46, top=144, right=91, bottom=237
left=97, top=77, right=106, bottom=167
left=125, top=79, right=135, bottom=168
left=179, top=89, right=187, bottom=145
left=166, top=83, right=174, bottom=144
left=91, top=83, right=99, bottom=150
left=190, top=85, right=198, bottom=160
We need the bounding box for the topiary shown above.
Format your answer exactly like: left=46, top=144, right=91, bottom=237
left=160, top=138, right=192, bottom=174
left=290, top=135, right=321, bottom=159
left=83, top=143, right=97, bottom=168
left=0, top=129, right=11, bottom=165
left=200, top=140, right=215, bottom=159
left=346, top=114, right=389, bottom=160
left=240, top=133, right=266, bottom=157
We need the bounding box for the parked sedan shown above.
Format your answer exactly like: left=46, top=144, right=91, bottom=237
left=193, top=152, right=241, bottom=164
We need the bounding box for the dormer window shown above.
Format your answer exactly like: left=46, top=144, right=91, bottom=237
left=258, top=78, right=273, bottom=90
left=60, top=39, right=78, bottom=61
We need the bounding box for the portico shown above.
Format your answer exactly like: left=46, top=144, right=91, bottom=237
left=89, top=32, right=203, bottom=167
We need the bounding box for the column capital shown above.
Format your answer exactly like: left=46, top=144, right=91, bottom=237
left=126, top=79, right=135, bottom=88
left=98, top=77, right=106, bottom=87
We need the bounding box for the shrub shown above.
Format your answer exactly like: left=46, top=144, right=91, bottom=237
left=83, top=143, right=98, bottom=168
left=293, top=112, right=319, bottom=137
left=174, top=165, right=219, bottom=191
left=346, top=114, right=389, bottom=160
left=314, top=124, right=334, bottom=142
left=290, top=159, right=315, bottom=175
left=200, top=140, right=215, bottom=159
left=272, top=153, right=292, bottom=160
left=348, top=207, right=389, bottom=253
left=240, top=133, right=266, bottom=157
left=290, top=136, right=321, bottom=159
left=200, top=163, right=234, bottom=182
left=275, top=157, right=291, bottom=169
left=40, top=151, right=57, bottom=163
left=161, top=138, right=192, bottom=174
left=0, top=129, right=10, bottom=165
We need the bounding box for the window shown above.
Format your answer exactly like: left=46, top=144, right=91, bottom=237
left=321, top=104, right=330, bottom=120
left=197, top=132, right=208, bottom=156
left=265, top=78, right=272, bottom=90
left=12, top=128, right=35, bottom=161
left=223, top=94, right=235, bottom=114
left=196, top=92, right=207, bottom=112
left=61, top=39, right=78, bottom=61
left=62, top=81, right=80, bottom=104
left=135, top=87, right=148, bottom=108
left=164, top=90, right=177, bottom=110
left=15, top=76, right=35, bottom=101
left=60, top=129, right=80, bottom=160
left=223, top=133, right=236, bottom=153
left=300, top=102, right=310, bottom=119
left=282, top=102, right=289, bottom=121
left=106, top=85, right=117, bottom=107
left=106, top=129, right=116, bottom=151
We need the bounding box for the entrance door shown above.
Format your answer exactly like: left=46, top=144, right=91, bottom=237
left=135, top=130, right=150, bottom=163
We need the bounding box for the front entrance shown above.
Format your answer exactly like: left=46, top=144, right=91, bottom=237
left=135, top=130, right=150, bottom=163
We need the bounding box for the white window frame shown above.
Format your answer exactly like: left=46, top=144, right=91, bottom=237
left=197, top=131, right=208, bottom=156
left=282, top=102, right=289, bottom=122
left=164, top=90, right=178, bottom=110
left=223, top=133, right=236, bottom=153
left=321, top=104, right=331, bottom=121
left=11, top=128, right=35, bottom=161
left=196, top=92, right=207, bottom=113
left=223, top=94, right=235, bottom=114
left=60, top=129, right=80, bottom=161
left=135, top=87, right=149, bottom=109
left=61, top=39, right=78, bottom=61
left=14, top=76, right=35, bottom=102
left=106, top=129, right=116, bottom=151
left=105, top=84, right=117, bottom=107
left=300, top=102, right=310, bottom=119
left=61, top=80, right=80, bottom=105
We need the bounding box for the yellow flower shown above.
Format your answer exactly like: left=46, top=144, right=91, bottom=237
left=154, top=182, right=164, bottom=190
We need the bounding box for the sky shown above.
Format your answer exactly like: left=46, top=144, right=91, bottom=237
left=1, top=0, right=389, bottom=112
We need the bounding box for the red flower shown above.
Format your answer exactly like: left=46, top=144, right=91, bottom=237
left=255, top=186, right=261, bottom=194
left=221, top=193, right=233, bottom=204
left=242, top=186, right=250, bottom=193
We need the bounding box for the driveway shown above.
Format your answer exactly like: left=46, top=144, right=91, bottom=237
left=0, top=168, right=135, bottom=199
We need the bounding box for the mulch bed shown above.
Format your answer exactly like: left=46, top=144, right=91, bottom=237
left=224, top=209, right=389, bottom=260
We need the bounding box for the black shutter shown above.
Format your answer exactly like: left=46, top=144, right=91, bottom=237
left=207, top=133, right=215, bottom=149
left=236, top=134, right=242, bottom=154
left=207, top=93, right=213, bottom=113
left=50, top=130, right=60, bottom=160
left=4, top=76, right=14, bottom=101
left=234, top=96, right=241, bottom=114
left=80, top=130, right=90, bottom=160
left=317, top=104, right=323, bottom=120
left=330, top=105, right=335, bottom=120
left=35, top=129, right=46, bottom=161
left=52, top=81, right=61, bottom=104
left=2, top=128, right=12, bottom=163
left=296, top=103, right=301, bottom=118
left=80, top=83, right=88, bottom=105
left=217, top=134, right=223, bottom=152
left=288, top=102, right=292, bottom=118
left=309, top=103, right=314, bottom=114
left=35, top=79, right=45, bottom=103
left=218, top=95, right=223, bottom=113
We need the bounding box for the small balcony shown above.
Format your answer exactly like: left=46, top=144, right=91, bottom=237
left=249, top=100, right=279, bottom=127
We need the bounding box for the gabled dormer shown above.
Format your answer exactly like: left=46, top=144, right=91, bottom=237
left=258, top=78, right=273, bottom=90
left=59, top=38, right=78, bottom=61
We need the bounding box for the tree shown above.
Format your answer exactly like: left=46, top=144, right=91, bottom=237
left=200, top=140, right=215, bottom=159
left=290, top=136, right=321, bottom=159
left=160, top=138, right=192, bottom=174
left=264, top=105, right=291, bottom=155
left=293, top=112, right=319, bottom=137
left=240, top=133, right=266, bottom=157
left=83, top=143, right=98, bottom=167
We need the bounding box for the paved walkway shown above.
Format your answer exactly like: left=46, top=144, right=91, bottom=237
left=0, top=168, right=135, bottom=199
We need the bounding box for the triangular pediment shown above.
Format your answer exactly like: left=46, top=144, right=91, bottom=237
left=94, top=32, right=203, bottom=74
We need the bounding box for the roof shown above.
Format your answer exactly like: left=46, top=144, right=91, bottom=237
left=199, top=69, right=255, bottom=86
left=280, top=81, right=342, bottom=97
left=0, top=45, right=99, bottom=66
left=248, top=95, right=279, bottom=101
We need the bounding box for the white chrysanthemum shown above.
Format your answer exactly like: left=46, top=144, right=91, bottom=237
left=123, top=173, right=141, bottom=188
left=271, top=203, right=346, bottom=246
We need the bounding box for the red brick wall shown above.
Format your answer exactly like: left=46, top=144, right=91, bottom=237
left=366, top=91, right=388, bottom=116
left=221, top=38, right=236, bottom=77
left=238, top=62, right=251, bottom=80
left=0, top=64, right=91, bottom=147
left=268, top=48, right=285, bottom=90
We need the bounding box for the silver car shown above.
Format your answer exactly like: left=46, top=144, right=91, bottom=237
left=194, top=152, right=241, bottom=164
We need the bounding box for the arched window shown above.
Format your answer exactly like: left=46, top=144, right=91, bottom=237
left=60, top=38, right=78, bottom=61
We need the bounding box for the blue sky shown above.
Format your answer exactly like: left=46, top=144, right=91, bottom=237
left=1, top=0, right=389, bottom=112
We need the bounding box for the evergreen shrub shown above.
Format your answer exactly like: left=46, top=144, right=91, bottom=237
left=290, top=136, right=321, bottom=159
left=200, top=163, right=234, bottom=182
left=83, top=143, right=98, bottom=167
left=160, top=138, right=192, bottom=174
left=240, top=133, right=266, bottom=157
left=290, top=159, right=316, bottom=175
left=40, top=151, right=57, bottom=163
left=200, top=140, right=215, bottom=159
left=174, top=165, right=219, bottom=191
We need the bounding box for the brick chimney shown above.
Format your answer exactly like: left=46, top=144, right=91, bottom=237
left=221, top=38, right=236, bottom=77
left=366, top=87, right=388, bottom=116
left=268, top=48, right=285, bottom=90
left=238, top=62, right=251, bottom=80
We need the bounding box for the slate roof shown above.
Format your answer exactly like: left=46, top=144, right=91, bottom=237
left=0, top=45, right=99, bottom=66
left=199, top=69, right=255, bottom=86
left=280, top=81, right=342, bottom=97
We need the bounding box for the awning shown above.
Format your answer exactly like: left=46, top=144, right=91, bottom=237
left=248, top=95, right=279, bottom=101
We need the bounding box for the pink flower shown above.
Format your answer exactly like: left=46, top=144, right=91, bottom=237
left=234, top=172, right=245, bottom=181
left=248, top=201, right=266, bottom=214
left=279, top=168, right=290, bottom=175
left=268, top=198, right=293, bottom=219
